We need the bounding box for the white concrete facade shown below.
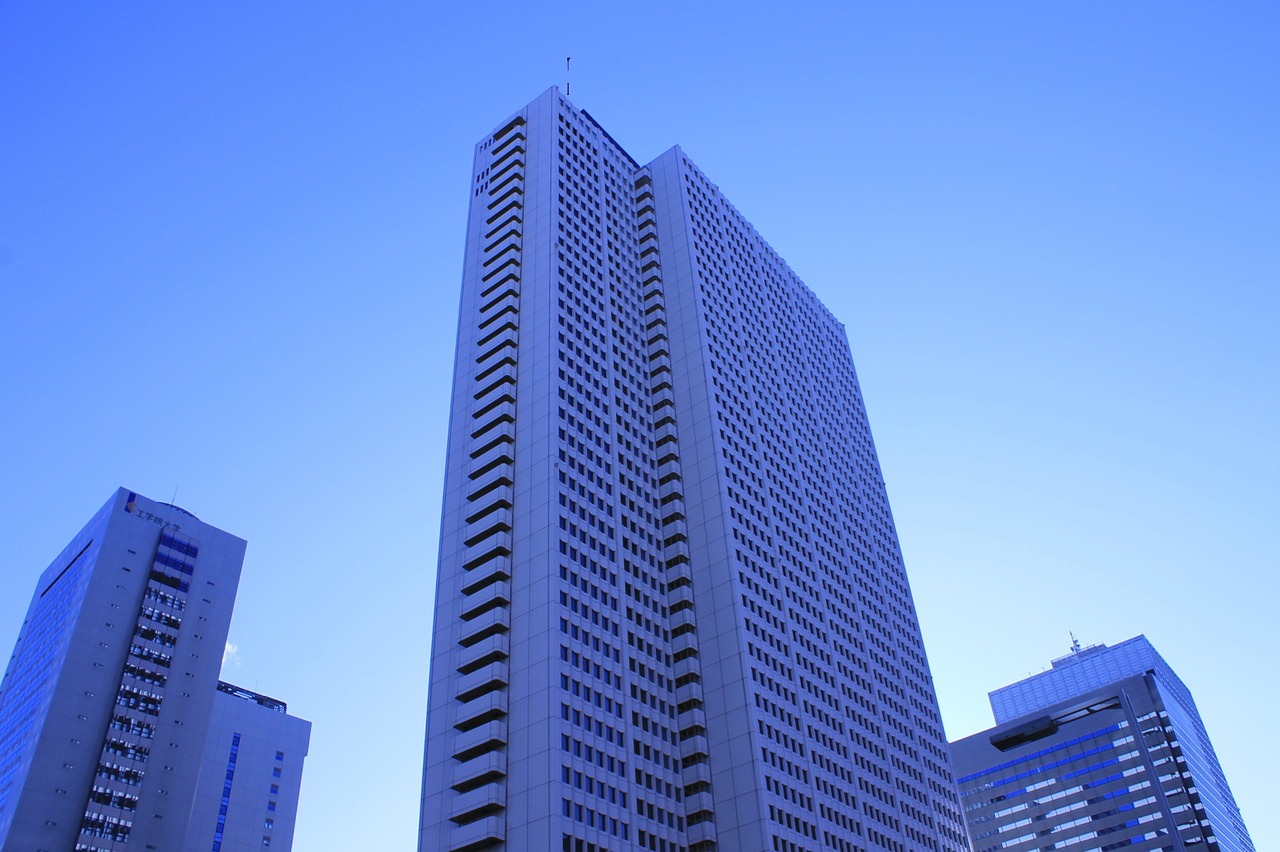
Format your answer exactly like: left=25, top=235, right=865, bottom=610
left=183, top=683, right=311, bottom=852
left=420, top=88, right=967, bottom=852
left=0, top=489, right=245, bottom=851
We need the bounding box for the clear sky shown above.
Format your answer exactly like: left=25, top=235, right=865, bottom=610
left=1, top=3, right=1275, bottom=849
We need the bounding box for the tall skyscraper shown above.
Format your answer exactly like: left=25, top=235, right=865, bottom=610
left=0, top=488, right=309, bottom=852
left=421, top=88, right=966, bottom=852
left=950, top=636, right=1254, bottom=851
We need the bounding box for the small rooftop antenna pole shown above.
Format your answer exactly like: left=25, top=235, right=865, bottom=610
left=1069, top=632, right=1082, bottom=654
left=566, top=56, right=571, bottom=97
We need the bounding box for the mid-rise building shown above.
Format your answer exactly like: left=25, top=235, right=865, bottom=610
left=420, top=88, right=967, bottom=852
left=183, top=682, right=311, bottom=852
left=951, top=637, right=1254, bottom=851
left=0, top=488, right=309, bottom=851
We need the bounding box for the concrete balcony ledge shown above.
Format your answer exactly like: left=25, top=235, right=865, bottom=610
left=453, top=690, right=508, bottom=732
left=459, top=558, right=512, bottom=596
left=684, top=789, right=715, bottom=817
left=451, top=750, right=507, bottom=792
left=452, top=719, right=507, bottom=762
left=682, top=761, right=713, bottom=788
left=448, top=814, right=504, bottom=851
left=667, top=584, right=695, bottom=609
left=459, top=580, right=511, bottom=621
left=457, top=606, right=510, bottom=648
left=450, top=783, right=506, bottom=825
left=680, top=734, right=710, bottom=759
left=673, top=656, right=700, bottom=681
left=468, top=439, right=516, bottom=477
left=677, top=705, right=707, bottom=731
left=670, top=630, right=698, bottom=656
left=460, top=542, right=511, bottom=574
left=462, top=512, right=513, bottom=549
left=669, top=608, right=696, bottom=632
left=456, top=634, right=509, bottom=675
left=455, top=661, right=508, bottom=703
left=686, top=820, right=717, bottom=846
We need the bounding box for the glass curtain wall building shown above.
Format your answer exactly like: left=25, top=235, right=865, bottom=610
left=951, top=637, right=1254, bottom=851
left=420, top=88, right=965, bottom=852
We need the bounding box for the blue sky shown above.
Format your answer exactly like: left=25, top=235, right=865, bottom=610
left=1, top=3, right=1275, bottom=848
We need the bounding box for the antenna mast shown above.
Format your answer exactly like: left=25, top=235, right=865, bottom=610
left=566, top=56, right=571, bottom=96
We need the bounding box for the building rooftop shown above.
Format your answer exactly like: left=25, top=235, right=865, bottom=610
left=217, top=681, right=288, bottom=713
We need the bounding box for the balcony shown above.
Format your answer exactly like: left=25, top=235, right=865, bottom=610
left=459, top=581, right=510, bottom=622
left=452, top=719, right=507, bottom=762
left=475, top=322, right=518, bottom=358
left=666, top=563, right=693, bottom=587
left=686, top=820, right=718, bottom=847
left=479, top=286, right=520, bottom=316
left=451, top=750, right=507, bottom=793
left=456, top=633, right=509, bottom=675
left=459, top=558, right=511, bottom=597
left=466, top=475, right=513, bottom=507
left=677, top=704, right=707, bottom=733
left=460, top=541, right=511, bottom=574
left=675, top=681, right=703, bottom=711
left=672, top=655, right=700, bottom=682
left=681, top=734, right=710, bottom=761
left=453, top=689, right=507, bottom=732
left=480, top=293, right=519, bottom=328
left=481, top=237, right=520, bottom=266
left=464, top=495, right=513, bottom=527
left=450, top=783, right=506, bottom=825
left=670, top=629, right=698, bottom=659
left=485, top=184, right=524, bottom=213
left=667, top=584, right=695, bottom=611
left=685, top=790, right=715, bottom=820
left=669, top=607, right=696, bottom=635
left=665, top=541, right=691, bottom=569
left=682, top=761, right=713, bottom=791
left=467, top=441, right=514, bottom=480
left=462, top=507, right=513, bottom=548
left=457, top=605, right=509, bottom=648
left=472, top=365, right=517, bottom=403
left=474, top=351, right=517, bottom=383
left=448, top=813, right=504, bottom=852
left=469, top=405, right=515, bottom=441
left=455, top=660, right=508, bottom=703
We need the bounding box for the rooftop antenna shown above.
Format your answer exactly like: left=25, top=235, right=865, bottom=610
left=566, top=56, right=571, bottom=97
left=1069, top=631, right=1082, bottom=654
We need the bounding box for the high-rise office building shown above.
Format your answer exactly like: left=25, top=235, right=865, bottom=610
left=420, top=88, right=966, bottom=852
left=950, top=636, right=1254, bottom=851
left=0, top=488, right=309, bottom=852
left=184, top=682, right=311, bottom=852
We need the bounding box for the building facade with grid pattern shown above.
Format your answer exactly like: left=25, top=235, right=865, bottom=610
left=951, top=637, right=1253, bottom=851
left=419, top=88, right=967, bottom=852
